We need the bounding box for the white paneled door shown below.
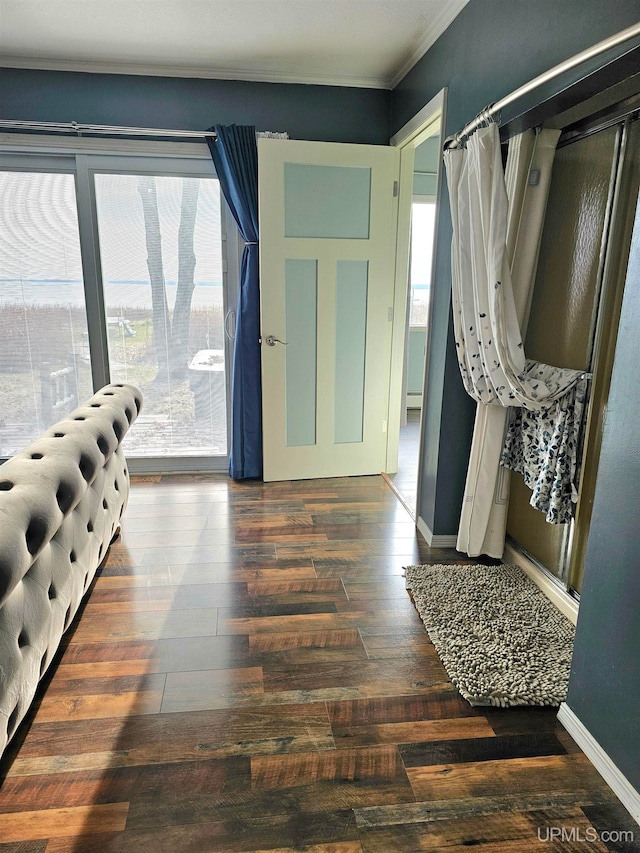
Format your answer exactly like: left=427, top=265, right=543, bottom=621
left=258, top=139, right=400, bottom=481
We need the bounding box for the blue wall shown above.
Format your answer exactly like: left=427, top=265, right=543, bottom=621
left=566, top=202, right=640, bottom=790
left=0, top=68, right=391, bottom=145
left=391, top=0, right=640, bottom=535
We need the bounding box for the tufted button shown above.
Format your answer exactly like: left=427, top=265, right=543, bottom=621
left=31, top=453, right=43, bottom=460
left=25, top=517, right=48, bottom=556
left=17, top=631, right=29, bottom=649
left=97, top=436, right=109, bottom=456
left=79, top=453, right=96, bottom=483
left=0, top=480, right=13, bottom=491
left=56, top=482, right=75, bottom=515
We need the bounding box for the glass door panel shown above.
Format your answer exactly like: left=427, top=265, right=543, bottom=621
left=0, top=170, right=92, bottom=456
left=93, top=173, right=226, bottom=458
left=506, top=125, right=619, bottom=586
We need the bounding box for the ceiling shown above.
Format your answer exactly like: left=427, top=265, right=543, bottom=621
left=0, top=0, right=471, bottom=89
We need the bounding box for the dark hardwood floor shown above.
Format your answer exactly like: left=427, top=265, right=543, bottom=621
left=0, top=474, right=637, bottom=852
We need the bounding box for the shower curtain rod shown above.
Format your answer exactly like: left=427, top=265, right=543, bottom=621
left=445, top=20, right=640, bottom=149
left=0, top=119, right=217, bottom=140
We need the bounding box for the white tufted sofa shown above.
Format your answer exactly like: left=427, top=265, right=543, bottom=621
left=0, top=383, right=143, bottom=757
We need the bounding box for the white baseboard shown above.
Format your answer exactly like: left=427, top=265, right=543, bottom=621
left=503, top=542, right=579, bottom=626
left=557, top=703, right=640, bottom=826
left=416, top=516, right=458, bottom=548
left=405, top=394, right=423, bottom=410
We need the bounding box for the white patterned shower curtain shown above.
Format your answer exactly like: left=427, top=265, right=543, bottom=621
left=445, top=122, right=586, bottom=558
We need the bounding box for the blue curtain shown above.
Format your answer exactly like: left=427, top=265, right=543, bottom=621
left=207, top=125, right=262, bottom=480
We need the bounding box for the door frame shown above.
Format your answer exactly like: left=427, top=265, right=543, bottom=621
left=386, top=88, right=447, bottom=518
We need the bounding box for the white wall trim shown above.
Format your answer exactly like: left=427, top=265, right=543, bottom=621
left=390, top=89, right=446, bottom=147
left=0, top=54, right=388, bottom=90
left=558, top=703, right=640, bottom=826
left=416, top=515, right=458, bottom=548
left=0, top=133, right=210, bottom=159
left=503, top=542, right=579, bottom=626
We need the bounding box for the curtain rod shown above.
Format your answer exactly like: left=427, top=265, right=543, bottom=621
left=0, top=119, right=217, bottom=140
left=445, top=20, right=640, bottom=149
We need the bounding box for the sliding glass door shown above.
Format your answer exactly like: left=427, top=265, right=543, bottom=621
left=93, top=171, right=226, bottom=458
left=0, top=166, right=93, bottom=456
left=0, top=148, right=233, bottom=472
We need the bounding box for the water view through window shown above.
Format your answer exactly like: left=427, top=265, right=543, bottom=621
left=0, top=171, right=93, bottom=456
left=94, top=173, right=226, bottom=457
left=0, top=168, right=227, bottom=461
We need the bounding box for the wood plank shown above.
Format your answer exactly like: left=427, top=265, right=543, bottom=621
left=249, top=629, right=362, bottom=653
left=67, top=608, right=219, bottom=643
left=406, top=754, right=611, bottom=802
left=0, top=804, right=128, bottom=843
left=250, top=745, right=415, bottom=810
left=399, top=733, right=568, bottom=767
left=161, top=667, right=265, bottom=713
left=331, top=718, right=496, bottom=748
left=45, top=810, right=359, bottom=853
left=356, top=807, right=608, bottom=852
left=35, top=682, right=165, bottom=723
left=262, top=658, right=449, bottom=694
left=8, top=704, right=334, bottom=775
left=326, top=692, right=484, bottom=726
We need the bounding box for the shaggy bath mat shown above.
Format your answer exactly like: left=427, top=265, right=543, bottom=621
left=404, top=563, right=575, bottom=708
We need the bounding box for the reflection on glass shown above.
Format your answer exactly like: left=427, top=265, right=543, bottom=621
left=94, top=174, right=226, bottom=457
left=0, top=171, right=93, bottom=456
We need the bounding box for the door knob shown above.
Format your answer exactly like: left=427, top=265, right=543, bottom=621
left=265, top=335, right=288, bottom=347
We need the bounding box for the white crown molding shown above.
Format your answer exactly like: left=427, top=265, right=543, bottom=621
left=558, top=703, right=640, bottom=827
left=0, top=55, right=388, bottom=90
left=387, top=0, right=471, bottom=88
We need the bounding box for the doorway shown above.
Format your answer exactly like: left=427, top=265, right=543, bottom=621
left=386, top=90, right=446, bottom=517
